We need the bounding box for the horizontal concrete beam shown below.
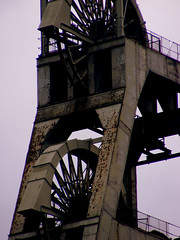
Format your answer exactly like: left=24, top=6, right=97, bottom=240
left=35, top=88, right=125, bottom=123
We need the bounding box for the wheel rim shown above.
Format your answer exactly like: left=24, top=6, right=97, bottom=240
left=43, top=148, right=98, bottom=227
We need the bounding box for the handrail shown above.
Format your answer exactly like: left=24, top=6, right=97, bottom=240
left=117, top=208, right=180, bottom=239
left=137, top=210, right=180, bottom=239
left=39, top=29, right=180, bottom=62
left=144, top=29, right=180, bottom=62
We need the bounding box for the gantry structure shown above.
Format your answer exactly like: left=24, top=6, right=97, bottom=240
left=9, top=0, right=180, bottom=239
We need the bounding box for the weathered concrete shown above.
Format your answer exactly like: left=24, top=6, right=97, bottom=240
left=147, top=48, right=180, bottom=84
left=109, top=220, right=167, bottom=240
left=10, top=119, right=59, bottom=234
left=82, top=39, right=148, bottom=240
left=38, top=64, right=51, bottom=106
left=36, top=88, right=125, bottom=122
left=10, top=37, right=180, bottom=238
left=83, top=38, right=180, bottom=240
left=9, top=9, right=180, bottom=236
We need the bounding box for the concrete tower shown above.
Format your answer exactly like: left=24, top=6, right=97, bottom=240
left=9, top=0, right=180, bottom=239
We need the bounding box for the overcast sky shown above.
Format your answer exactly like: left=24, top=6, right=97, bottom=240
left=0, top=1, right=180, bottom=239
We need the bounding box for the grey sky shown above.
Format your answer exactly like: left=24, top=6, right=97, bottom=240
left=0, top=1, right=179, bottom=239
left=136, top=0, right=180, bottom=227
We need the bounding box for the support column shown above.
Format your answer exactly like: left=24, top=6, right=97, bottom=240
left=40, top=0, right=49, bottom=55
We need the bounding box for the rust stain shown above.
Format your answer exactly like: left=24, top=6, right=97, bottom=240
left=88, top=132, right=116, bottom=216
left=10, top=119, right=58, bottom=234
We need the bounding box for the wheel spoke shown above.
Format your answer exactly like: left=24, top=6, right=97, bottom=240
left=84, top=159, right=90, bottom=193
left=72, top=0, right=89, bottom=26
left=77, top=157, right=83, bottom=180
left=71, top=13, right=90, bottom=34
left=61, top=23, right=94, bottom=44
left=68, top=153, right=78, bottom=194
left=77, top=157, right=84, bottom=195
left=60, top=159, right=75, bottom=195
left=54, top=168, right=72, bottom=198
left=78, top=0, right=92, bottom=21
left=52, top=182, right=68, bottom=204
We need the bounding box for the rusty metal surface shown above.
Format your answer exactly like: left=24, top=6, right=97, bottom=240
left=88, top=104, right=122, bottom=217
left=10, top=119, right=59, bottom=235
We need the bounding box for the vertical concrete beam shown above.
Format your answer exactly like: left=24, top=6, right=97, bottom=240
left=112, top=46, right=125, bottom=88
left=40, top=0, right=49, bottom=55
left=115, top=0, right=124, bottom=37
left=9, top=119, right=59, bottom=235
left=38, top=65, right=51, bottom=107
left=84, top=39, right=148, bottom=240
left=88, top=103, right=122, bottom=218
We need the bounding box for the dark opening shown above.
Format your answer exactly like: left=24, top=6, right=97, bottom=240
left=94, top=49, right=112, bottom=93
left=50, top=61, right=68, bottom=103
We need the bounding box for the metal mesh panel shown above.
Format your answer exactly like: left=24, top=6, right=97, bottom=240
left=137, top=211, right=180, bottom=239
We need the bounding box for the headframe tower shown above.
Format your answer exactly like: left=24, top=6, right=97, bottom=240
left=9, top=0, right=180, bottom=239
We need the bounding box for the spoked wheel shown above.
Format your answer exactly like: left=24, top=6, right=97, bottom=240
left=56, top=0, right=117, bottom=93
left=43, top=148, right=98, bottom=228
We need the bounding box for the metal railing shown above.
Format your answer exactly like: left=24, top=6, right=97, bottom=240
left=39, top=28, right=180, bottom=62
left=145, top=29, right=180, bottom=61
left=137, top=210, right=180, bottom=239
left=38, top=37, right=58, bottom=54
